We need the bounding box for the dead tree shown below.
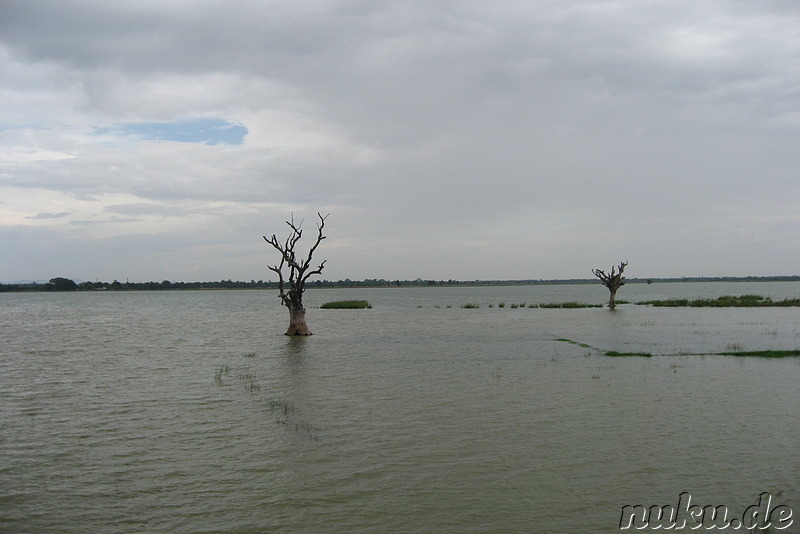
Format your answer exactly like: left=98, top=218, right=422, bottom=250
left=264, top=213, right=328, bottom=335
left=592, top=261, right=627, bottom=309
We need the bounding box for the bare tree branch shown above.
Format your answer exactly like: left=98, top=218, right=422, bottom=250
left=592, top=261, right=628, bottom=309
left=263, top=212, right=329, bottom=335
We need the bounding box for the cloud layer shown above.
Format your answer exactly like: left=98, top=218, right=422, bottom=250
left=2, top=0, right=799, bottom=282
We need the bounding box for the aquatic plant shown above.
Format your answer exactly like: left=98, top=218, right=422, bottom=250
left=556, top=338, right=595, bottom=349
left=605, top=350, right=653, bottom=357
left=718, top=350, right=800, bottom=358
left=539, top=302, right=602, bottom=309
left=638, top=295, right=800, bottom=307
left=214, top=364, right=230, bottom=383
left=555, top=337, right=800, bottom=359
left=266, top=398, right=295, bottom=414
left=320, top=300, right=371, bottom=309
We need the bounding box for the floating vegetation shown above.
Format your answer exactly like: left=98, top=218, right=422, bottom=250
left=556, top=338, right=595, bottom=349
left=212, top=359, right=322, bottom=441
left=470, top=302, right=604, bottom=309
left=553, top=338, right=800, bottom=359
left=638, top=295, right=800, bottom=307
left=265, top=397, right=295, bottom=415
left=537, top=302, right=602, bottom=309
left=605, top=350, right=653, bottom=357
left=320, top=300, right=371, bottom=309
left=717, top=350, right=800, bottom=358
left=235, top=373, right=255, bottom=380
left=214, top=364, right=230, bottom=383
left=294, top=421, right=320, bottom=441
left=242, top=351, right=257, bottom=358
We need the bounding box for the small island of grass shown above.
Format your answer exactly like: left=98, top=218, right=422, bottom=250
left=604, top=350, right=653, bottom=357
left=537, top=302, right=602, bottom=309
left=718, top=349, right=800, bottom=358
left=638, top=295, right=800, bottom=307
left=320, top=300, right=372, bottom=309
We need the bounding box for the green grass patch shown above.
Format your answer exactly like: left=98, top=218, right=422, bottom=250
left=555, top=337, right=800, bottom=359
left=638, top=295, right=800, bottom=307
left=716, top=349, right=800, bottom=358
left=604, top=350, right=653, bottom=357
left=320, top=300, right=371, bottom=309
left=556, top=338, right=596, bottom=349
left=538, top=302, right=602, bottom=309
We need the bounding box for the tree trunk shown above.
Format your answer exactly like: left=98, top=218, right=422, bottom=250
left=608, top=287, right=618, bottom=309
left=285, top=305, right=312, bottom=336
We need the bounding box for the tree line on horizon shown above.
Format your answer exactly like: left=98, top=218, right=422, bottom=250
left=3, top=275, right=800, bottom=293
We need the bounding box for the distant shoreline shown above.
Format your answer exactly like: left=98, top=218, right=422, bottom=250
left=2, top=275, right=800, bottom=292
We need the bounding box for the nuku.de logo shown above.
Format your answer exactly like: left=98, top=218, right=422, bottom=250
left=619, top=492, right=793, bottom=530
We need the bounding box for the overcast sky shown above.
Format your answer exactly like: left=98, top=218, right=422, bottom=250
left=2, top=0, right=799, bottom=283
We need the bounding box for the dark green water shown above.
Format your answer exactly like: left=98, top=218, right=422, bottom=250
left=1, top=283, right=798, bottom=532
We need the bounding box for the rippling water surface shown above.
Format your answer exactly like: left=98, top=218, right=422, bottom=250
left=2, top=283, right=799, bottom=533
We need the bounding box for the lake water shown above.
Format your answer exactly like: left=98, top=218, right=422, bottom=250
left=1, top=282, right=799, bottom=533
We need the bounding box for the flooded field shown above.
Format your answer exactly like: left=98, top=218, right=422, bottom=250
left=2, top=282, right=799, bottom=532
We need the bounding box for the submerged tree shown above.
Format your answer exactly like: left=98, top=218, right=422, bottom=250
left=264, top=213, right=328, bottom=335
left=592, top=261, right=628, bottom=309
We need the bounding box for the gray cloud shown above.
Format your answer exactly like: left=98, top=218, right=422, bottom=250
left=26, top=211, right=71, bottom=220
left=1, top=0, right=799, bottom=281
left=104, top=203, right=188, bottom=217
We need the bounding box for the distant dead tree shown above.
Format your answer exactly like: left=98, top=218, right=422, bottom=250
left=264, top=213, right=328, bottom=335
left=592, top=261, right=628, bottom=309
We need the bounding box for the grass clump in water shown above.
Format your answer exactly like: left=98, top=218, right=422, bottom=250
left=556, top=338, right=595, bottom=349
left=605, top=350, right=653, bottom=357
left=462, top=303, right=480, bottom=308
left=320, top=300, right=371, bottom=309
left=638, top=295, right=800, bottom=307
left=538, top=302, right=602, bottom=309
left=717, top=349, right=800, bottom=358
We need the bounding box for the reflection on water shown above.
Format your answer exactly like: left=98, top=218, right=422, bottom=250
left=282, top=335, right=309, bottom=359
left=1, top=284, right=799, bottom=533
